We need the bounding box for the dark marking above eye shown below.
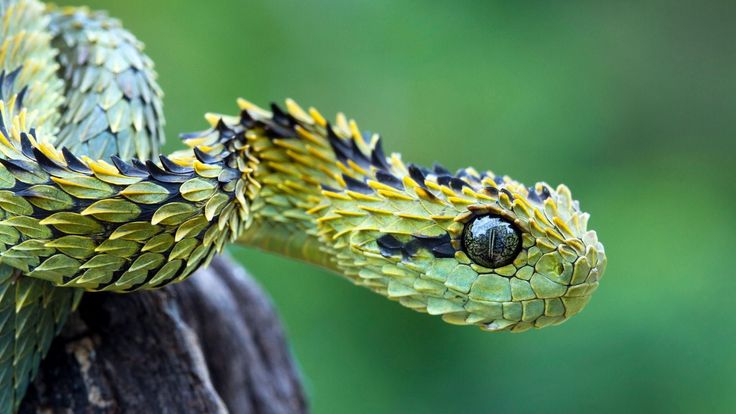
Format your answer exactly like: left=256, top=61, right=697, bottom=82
left=412, top=233, right=455, bottom=258
left=462, top=215, right=522, bottom=269
left=376, top=233, right=456, bottom=260
left=377, top=234, right=403, bottom=257
left=431, top=243, right=456, bottom=258
left=402, top=239, right=420, bottom=257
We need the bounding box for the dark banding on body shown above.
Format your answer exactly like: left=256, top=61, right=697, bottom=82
left=377, top=232, right=456, bottom=260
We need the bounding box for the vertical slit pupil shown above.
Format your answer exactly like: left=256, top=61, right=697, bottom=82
left=462, top=214, right=521, bottom=268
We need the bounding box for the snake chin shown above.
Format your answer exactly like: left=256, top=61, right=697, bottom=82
left=333, top=172, right=607, bottom=333
left=453, top=179, right=607, bottom=332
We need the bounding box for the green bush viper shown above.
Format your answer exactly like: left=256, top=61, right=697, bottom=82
left=0, top=0, right=606, bottom=411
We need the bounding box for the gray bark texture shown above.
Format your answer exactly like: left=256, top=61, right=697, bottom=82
left=19, top=255, right=308, bottom=414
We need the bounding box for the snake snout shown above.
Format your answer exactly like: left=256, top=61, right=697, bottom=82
left=455, top=181, right=607, bottom=332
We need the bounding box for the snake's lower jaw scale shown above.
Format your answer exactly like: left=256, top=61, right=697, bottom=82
left=363, top=253, right=605, bottom=334
left=311, top=170, right=607, bottom=332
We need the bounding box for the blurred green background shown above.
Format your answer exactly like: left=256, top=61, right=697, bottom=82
left=57, top=0, right=736, bottom=412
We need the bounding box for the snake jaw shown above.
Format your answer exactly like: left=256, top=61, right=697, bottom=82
left=459, top=181, right=606, bottom=331
left=315, top=156, right=606, bottom=331
left=454, top=180, right=606, bottom=331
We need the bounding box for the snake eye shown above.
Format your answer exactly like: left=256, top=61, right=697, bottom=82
left=462, top=215, right=522, bottom=268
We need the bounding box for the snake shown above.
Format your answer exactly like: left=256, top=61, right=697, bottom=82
left=0, top=0, right=607, bottom=411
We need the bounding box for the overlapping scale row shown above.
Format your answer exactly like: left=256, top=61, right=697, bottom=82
left=48, top=6, right=165, bottom=161
left=234, top=98, right=606, bottom=333
left=0, top=101, right=256, bottom=292
left=0, top=264, right=81, bottom=410
left=0, top=1, right=79, bottom=412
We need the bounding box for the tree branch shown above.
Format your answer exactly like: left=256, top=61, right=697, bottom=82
left=20, top=255, right=308, bottom=414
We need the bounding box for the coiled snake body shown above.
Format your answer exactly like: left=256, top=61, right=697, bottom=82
left=0, top=1, right=606, bottom=411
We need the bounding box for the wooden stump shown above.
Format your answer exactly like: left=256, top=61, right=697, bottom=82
left=19, top=255, right=308, bottom=414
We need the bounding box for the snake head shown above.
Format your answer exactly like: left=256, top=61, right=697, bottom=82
left=316, top=125, right=606, bottom=332
left=436, top=175, right=607, bottom=332
left=236, top=100, right=606, bottom=333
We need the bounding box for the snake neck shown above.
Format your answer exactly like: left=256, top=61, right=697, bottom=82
left=199, top=99, right=432, bottom=275
left=198, top=99, right=351, bottom=271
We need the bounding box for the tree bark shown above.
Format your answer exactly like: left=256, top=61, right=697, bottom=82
left=19, top=255, right=308, bottom=414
